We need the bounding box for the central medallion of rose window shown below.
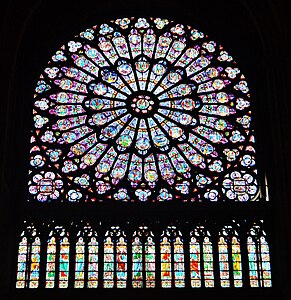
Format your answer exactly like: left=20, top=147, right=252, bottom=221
left=131, top=95, right=154, bottom=114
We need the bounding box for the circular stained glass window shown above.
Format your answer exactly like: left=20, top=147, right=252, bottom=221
left=29, top=17, right=258, bottom=203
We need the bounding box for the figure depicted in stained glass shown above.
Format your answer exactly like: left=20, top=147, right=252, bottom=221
left=218, top=224, right=243, bottom=288
left=161, top=236, right=171, bottom=287
left=174, top=236, right=185, bottom=287
left=103, top=226, right=127, bottom=288
left=218, top=236, right=230, bottom=287
left=232, top=236, right=243, bottom=287
left=247, top=222, right=272, bottom=287
left=45, top=236, right=56, bottom=288
left=75, top=236, right=85, bottom=288
left=132, top=226, right=156, bottom=288
left=29, top=17, right=259, bottom=203
left=74, top=225, right=98, bottom=288
left=88, top=236, right=99, bottom=288
left=59, top=236, right=70, bottom=288
left=29, top=237, right=41, bottom=288
left=190, top=236, right=201, bottom=287
left=16, top=224, right=41, bottom=289
left=116, top=237, right=127, bottom=288
left=160, top=226, right=185, bottom=288
left=190, top=226, right=214, bottom=288
left=16, top=237, right=28, bottom=288
left=16, top=221, right=272, bottom=289
left=45, top=226, right=69, bottom=288
left=203, top=236, right=215, bottom=287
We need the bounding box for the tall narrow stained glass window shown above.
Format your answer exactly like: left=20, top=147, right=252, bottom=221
left=247, top=222, right=272, bottom=287
left=189, top=233, right=201, bottom=287
left=29, top=236, right=41, bottom=288
left=203, top=235, right=215, bottom=288
left=218, top=236, right=230, bottom=287
left=16, top=237, right=28, bottom=288
left=16, top=224, right=41, bottom=288
left=28, top=17, right=260, bottom=204
left=75, top=224, right=98, bottom=288
left=232, top=235, right=243, bottom=287
left=88, top=235, right=99, bottom=287
left=218, top=224, right=243, bottom=288
left=190, top=226, right=214, bottom=288
left=75, top=236, right=85, bottom=287
left=59, top=236, right=70, bottom=288
left=103, top=226, right=127, bottom=288
left=132, top=226, right=155, bottom=288
left=45, top=226, right=70, bottom=288
left=160, top=226, right=185, bottom=288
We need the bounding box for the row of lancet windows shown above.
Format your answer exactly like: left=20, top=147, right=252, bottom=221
left=16, top=222, right=272, bottom=289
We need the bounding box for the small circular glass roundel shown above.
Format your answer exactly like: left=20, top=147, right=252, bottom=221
left=131, top=95, right=154, bottom=114
left=29, top=17, right=258, bottom=203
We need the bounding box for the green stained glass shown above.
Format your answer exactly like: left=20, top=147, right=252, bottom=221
left=29, top=17, right=258, bottom=203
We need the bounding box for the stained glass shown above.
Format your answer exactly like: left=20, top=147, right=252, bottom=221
left=29, top=237, right=41, bottom=288
left=260, top=236, right=272, bottom=287
left=74, top=225, right=98, bottom=288
left=16, top=237, right=27, bottom=288
left=161, top=226, right=184, bottom=288
left=116, top=237, right=127, bottom=288
left=173, top=237, right=185, bottom=287
left=16, top=225, right=41, bottom=289
left=190, top=226, right=214, bottom=288
left=132, top=237, right=143, bottom=288
left=15, top=222, right=273, bottom=289
left=88, top=236, right=99, bottom=288
left=103, top=237, right=114, bottom=288
left=132, top=227, right=155, bottom=288
left=190, top=237, right=201, bottom=288
left=145, top=236, right=156, bottom=287
left=161, top=237, right=171, bottom=288
left=218, top=237, right=230, bottom=287
left=75, top=237, right=85, bottom=288
left=203, top=237, right=214, bottom=287
left=232, top=236, right=243, bottom=287
left=247, top=224, right=272, bottom=287
left=45, top=236, right=56, bottom=288
left=218, top=225, right=243, bottom=288
left=45, top=226, right=70, bottom=288
left=104, top=227, right=127, bottom=288
left=248, top=236, right=259, bottom=287
left=29, top=17, right=258, bottom=203
left=59, top=237, right=70, bottom=288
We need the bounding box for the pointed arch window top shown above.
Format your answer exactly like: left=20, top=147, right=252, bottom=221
left=16, top=224, right=41, bottom=288
left=29, top=17, right=259, bottom=203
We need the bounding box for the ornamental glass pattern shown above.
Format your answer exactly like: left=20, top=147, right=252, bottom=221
left=218, top=224, right=243, bottom=288
left=16, top=225, right=41, bottom=288
left=160, top=226, right=185, bottom=288
left=190, top=226, right=214, bottom=288
left=16, top=221, right=272, bottom=288
left=103, top=226, right=127, bottom=288
left=28, top=17, right=259, bottom=203
left=45, top=226, right=69, bottom=288
left=75, top=236, right=85, bottom=287
left=247, top=223, right=272, bottom=287
left=29, top=237, right=41, bottom=288
left=132, top=226, right=155, bottom=288
left=74, top=225, right=99, bottom=288
left=16, top=237, right=28, bottom=288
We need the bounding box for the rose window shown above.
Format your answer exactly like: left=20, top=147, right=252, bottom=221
left=29, top=17, right=259, bottom=202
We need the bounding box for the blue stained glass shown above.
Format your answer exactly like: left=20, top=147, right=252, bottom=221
left=29, top=17, right=258, bottom=203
